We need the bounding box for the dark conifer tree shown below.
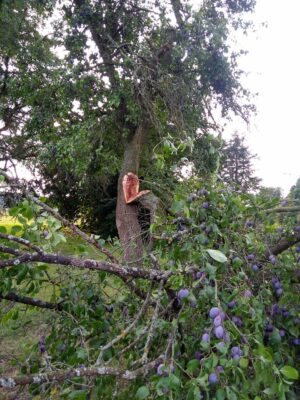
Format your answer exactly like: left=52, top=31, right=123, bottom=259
left=219, top=134, right=261, bottom=193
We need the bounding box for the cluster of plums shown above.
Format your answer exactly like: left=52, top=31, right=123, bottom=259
left=272, top=277, right=283, bottom=297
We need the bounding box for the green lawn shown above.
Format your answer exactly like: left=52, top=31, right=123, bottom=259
left=0, top=213, right=22, bottom=233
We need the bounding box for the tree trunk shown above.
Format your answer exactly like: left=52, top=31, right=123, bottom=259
left=116, top=125, right=146, bottom=265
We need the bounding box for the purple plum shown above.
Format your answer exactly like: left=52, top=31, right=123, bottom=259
left=269, top=255, right=276, bottom=265
left=209, top=307, right=220, bottom=318
left=274, top=281, right=281, bottom=289
left=178, top=288, right=189, bottom=299
left=38, top=337, right=46, bottom=354
left=208, top=372, right=218, bottom=385
left=213, top=315, right=222, bottom=327
left=202, top=333, right=210, bottom=343
left=198, top=188, right=209, bottom=196
left=231, top=346, right=243, bottom=357
left=272, top=304, right=280, bottom=316
left=276, top=288, right=283, bottom=297
left=265, top=323, right=273, bottom=333
left=215, top=326, right=225, bottom=339
left=227, top=300, right=236, bottom=309
left=232, top=316, right=243, bottom=328
left=245, top=220, right=254, bottom=228
left=243, top=290, right=252, bottom=298
left=282, top=309, right=290, bottom=318
left=195, top=271, right=204, bottom=279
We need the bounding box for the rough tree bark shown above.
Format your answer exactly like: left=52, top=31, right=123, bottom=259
left=116, top=124, right=147, bottom=265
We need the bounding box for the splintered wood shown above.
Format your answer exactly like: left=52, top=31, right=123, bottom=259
left=122, top=173, right=150, bottom=204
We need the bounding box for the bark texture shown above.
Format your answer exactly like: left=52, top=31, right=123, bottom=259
left=116, top=125, right=147, bottom=265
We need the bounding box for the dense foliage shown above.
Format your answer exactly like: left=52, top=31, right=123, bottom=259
left=0, top=177, right=300, bottom=399
left=0, top=0, right=255, bottom=234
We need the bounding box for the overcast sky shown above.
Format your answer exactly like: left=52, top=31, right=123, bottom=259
left=227, top=0, right=300, bottom=194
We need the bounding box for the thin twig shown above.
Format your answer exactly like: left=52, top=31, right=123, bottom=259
left=140, top=281, right=164, bottom=364
left=95, top=287, right=153, bottom=365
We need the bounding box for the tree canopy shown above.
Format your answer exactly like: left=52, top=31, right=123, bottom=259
left=1, top=0, right=256, bottom=260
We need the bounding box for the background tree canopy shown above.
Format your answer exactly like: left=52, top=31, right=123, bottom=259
left=1, top=0, right=256, bottom=251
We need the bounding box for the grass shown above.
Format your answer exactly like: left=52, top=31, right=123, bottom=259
left=0, top=213, right=22, bottom=234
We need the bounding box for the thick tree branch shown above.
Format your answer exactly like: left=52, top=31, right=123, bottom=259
left=0, top=290, right=115, bottom=314
left=0, top=244, right=23, bottom=257
left=264, top=206, right=300, bottom=214
left=0, top=233, right=43, bottom=254
left=266, top=233, right=300, bottom=257
left=0, top=291, right=61, bottom=310
left=170, top=0, right=184, bottom=27
left=0, top=357, right=163, bottom=388
left=0, top=248, right=170, bottom=281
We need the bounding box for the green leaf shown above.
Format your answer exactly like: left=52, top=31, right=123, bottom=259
left=16, top=265, right=29, bottom=284
left=168, top=373, right=180, bottom=387
left=68, top=390, right=87, bottom=400
left=257, top=345, right=273, bottom=363
left=0, top=175, right=5, bottom=182
left=171, top=200, right=185, bottom=214
left=239, top=358, right=249, bottom=369
left=135, top=386, right=150, bottom=399
left=0, top=225, right=7, bottom=233
left=216, top=389, right=226, bottom=400
left=76, top=348, right=87, bottom=361
left=226, top=387, right=237, bottom=400
left=187, top=359, right=200, bottom=373
left=206, top=249, right=227, bottom=263
left=280, top=366, right=298, bottom=380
